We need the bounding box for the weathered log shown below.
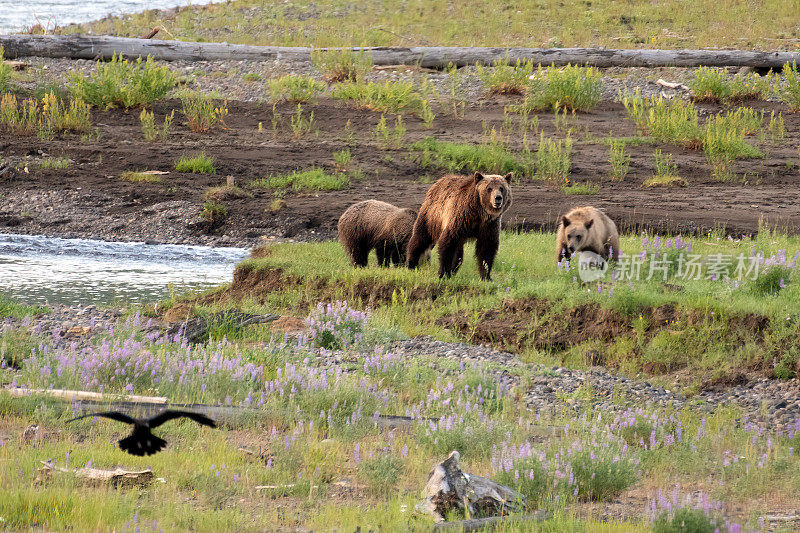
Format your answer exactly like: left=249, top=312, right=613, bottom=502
left=166, top=310, right=280, bottom=344
left=37, top=461, right=155, bottom=487
left=418, top=450, right=525, bottom=523
left=2, top=34, right=800, bottom=69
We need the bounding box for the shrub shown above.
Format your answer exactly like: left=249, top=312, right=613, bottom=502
left=255, top=168, right=349, bottom=191
left=331, top=80, right=424, bottom=115
left=175, top=153, right=216, bottom=174
left=179, top=90, right=228, bottom=133
left=750, top=265, right=792, bottom=296
left=476, top=57, right=534, bottom=95
left=569, top=451, right=638, bottom=501
left=374, top=114, right=405, bottom=149
left=311, top=47, right=372, bottom=83
left=608, top=140, right=630, bottom=181
left=622, top=92, right=702, bottom=147
left=689, top=67, right=770, bottom=103
left=561, top=181, right=599, bottom=195
left=140, top=109, right=173, bottom=142
left=306, top=300, right=369, bottom=350
left=493, top=456, right=550, bottom=506
left=411, top=133, right=534, bottom=176
left=702, top=114, right=762, bottom=180
left=68, top=54, right=175, bottom=109
left=0, top=91, right=91, bottom=139
left=535, top=133, right=572, bottom=181
left=289, top=104, right=316, bottom=137
left=522, top=64, right=602, bottom=111
left=201, top=201, right=227, bottom=225
left=778, top=61, right=800, bottom=110
left=268, top=74, right=326, bottom=103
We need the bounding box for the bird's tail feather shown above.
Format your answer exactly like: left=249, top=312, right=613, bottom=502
left=119, top=433, right=167, bottom=456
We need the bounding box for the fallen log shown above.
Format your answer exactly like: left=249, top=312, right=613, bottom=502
left=2, top=34, right=800, bottom=69
left=418, top=450, right=526, bottom=523
left=37, top=461, right=156, bottom=487
left=432, top=511, right=551, bottom=532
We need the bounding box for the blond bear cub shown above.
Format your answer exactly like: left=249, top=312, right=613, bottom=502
left=556, top=206, right=619, bottom=262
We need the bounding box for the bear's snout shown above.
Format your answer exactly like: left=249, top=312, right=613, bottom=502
left=568, top=245, right=575, bottom=253
left=492, top=192, right=503, bottom=208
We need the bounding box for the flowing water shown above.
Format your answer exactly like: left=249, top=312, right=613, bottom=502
left=0, top=233, right=248, bottom=305
left=0, top=0, right=218, bottom=34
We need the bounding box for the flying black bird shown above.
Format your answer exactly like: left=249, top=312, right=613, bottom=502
left=68, top=410, right=216, bottom=456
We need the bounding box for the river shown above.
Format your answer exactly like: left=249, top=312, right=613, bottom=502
left=0, top=233, right=248, bottom=306
left=0, top=0, right=218, bottom=34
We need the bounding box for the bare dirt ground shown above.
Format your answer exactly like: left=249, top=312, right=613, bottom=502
left=1, top=95, right=799, bottom=247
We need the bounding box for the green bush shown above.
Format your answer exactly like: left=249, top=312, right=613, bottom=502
left=0, top=46, right=12, bottom=93
left=268, top=74, right=326, bottom=103
left=179, top=90, right=228, bottom=133
left=476, top=57, right=534, bottom=95
left=521, top=64, right=602, bottom=111
left=778, top=61, right=800, bottom=110
left=689, top=67, right=770, bottom=103
left=68, top=54, right=175, bottom=109
left=535, top=133, right=572, bottom=181
left=358, top=454, right=403, bottom=495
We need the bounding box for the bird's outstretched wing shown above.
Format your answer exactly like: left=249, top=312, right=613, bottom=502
left=147, top=410, right=216, bottom=429
left=68, top=411, right=137, bottom=425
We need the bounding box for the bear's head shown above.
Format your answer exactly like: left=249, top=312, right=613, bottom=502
left=474, top=172, right=513, bottom=216
left=561, top=215, right=594, bottom=254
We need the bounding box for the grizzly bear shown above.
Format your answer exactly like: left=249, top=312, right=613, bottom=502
left=338, top=200, right=418, bottom=267
left=556, top=206, right=620, bottom=262
left=407, top=172, right=512, bottom=280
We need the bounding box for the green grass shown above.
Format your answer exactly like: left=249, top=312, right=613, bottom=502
left=268, top=74, right=326, bottom=103
left=410, top=135, right=535, bottom=177
left=68, top=54, right=175, bottom=109
left=608, top=140, right=630, bottom=181
left=778, top=61, right=800, bottom=111
left=62, top=0, right=800, bottom=51
left=232, top=228, right=800, bottom=381
left=622, top=91, right=702, bottom=148
left=175, top=153, right=216, bottom=174
left=120, top=170, right=163, bottom=183
left=0, top=294, right=47, bottom=319
left=561, top=181, right=599, bottom=195
left=643, top=149, right=686, bottom=187
left=37, top=157, right=70, bottom=170
left=331, top=80, right=424, bottom=115
left=253, top=167, right=349, bottom=191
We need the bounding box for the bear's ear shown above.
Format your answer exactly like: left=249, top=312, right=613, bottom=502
left=473, top=171, right=485, bottom=182
left=561, top=215, right=571, bottom=227
left=584, top=219, right=594, bottom=229
left=503, top=172, right=513, bottom=183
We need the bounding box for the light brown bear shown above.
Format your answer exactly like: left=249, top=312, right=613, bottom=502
left=407, top=172, right=512, bottom=280
left=556, top=206, right=619, bottom=262
left=338, top=200, right=418, bottom=267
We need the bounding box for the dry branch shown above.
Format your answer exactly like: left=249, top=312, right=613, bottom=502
left=37, top=461, right=155, bottom=487
left=2, top=34, right=800, bottom=68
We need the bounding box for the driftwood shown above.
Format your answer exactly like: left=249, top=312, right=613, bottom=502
left=418, top=451, right=525, bottom=523
left=166, top=310, right=280, bottom=343
left=4, top=388, right=426, bottom=430
left=2, top=34, right=800, bottom=69
left=37, top=461, right=155, bottom=487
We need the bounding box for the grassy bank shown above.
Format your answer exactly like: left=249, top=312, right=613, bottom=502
left=189, top=228, right=800, bottom=389
left=61, top=0, right=800, bottom=50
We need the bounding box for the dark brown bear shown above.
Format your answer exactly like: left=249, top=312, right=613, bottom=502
left=407, top=172, right=512, bottom=280
left=338, top=200, right=418, bottom=267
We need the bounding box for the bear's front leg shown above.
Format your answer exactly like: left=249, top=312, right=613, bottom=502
left=407, top=220, right=433, bottom=269
left=450, top=243, right=465, bottom=275
left=475, top=221, right=500, bottom=281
